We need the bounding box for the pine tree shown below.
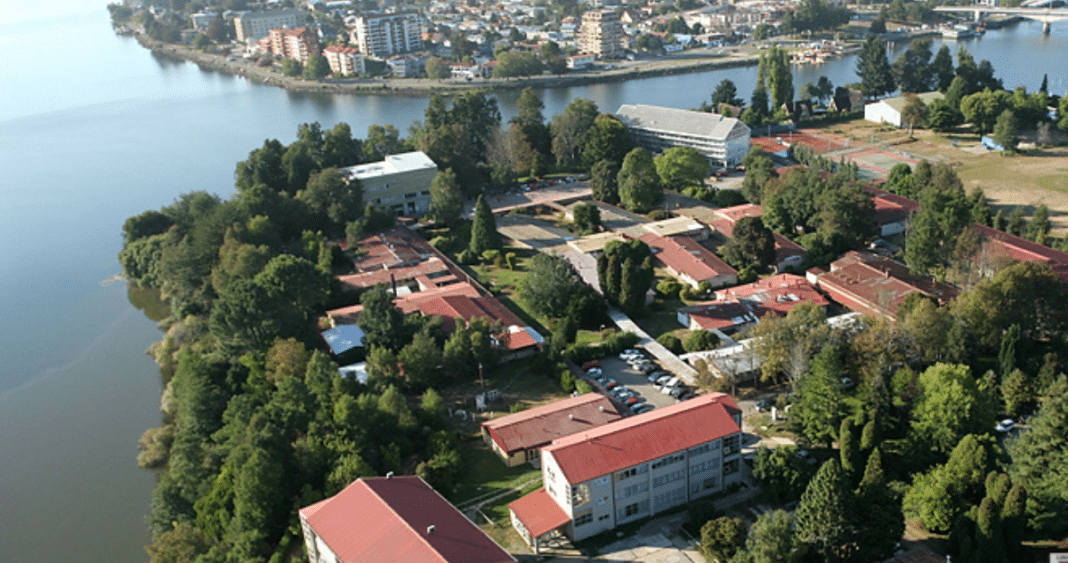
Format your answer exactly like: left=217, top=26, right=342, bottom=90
left=854, top=448, right=906, bottom=562
left=1007, top=376, right=1068, bottom=536
left=1000, top=484, right=1027, bottom=560
left=998, top=324, right=1020, bottom=379
left=468, top=195, right=501, bottom=255
left=975, top=497, right=1005, bottom=563
left=839, top=418, right=859, bottom=480
left=1000, top=368, right=1032, bottom=418
left=860, top=420, right=878, bottom=452
left=795, top=459, right=857, bottom=563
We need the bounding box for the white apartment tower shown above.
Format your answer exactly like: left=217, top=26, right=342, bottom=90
left=353, top=11, right=423, bottom=58
left=578, top=9, right=623, bottom=58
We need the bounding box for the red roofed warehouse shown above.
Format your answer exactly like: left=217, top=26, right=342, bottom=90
left=811, top=251, right=959, bottom=319
left=508, top=394, right=743, bottom=550
left=299, top=476, right=515, bottom=563
left=481, top=393, right=624, bottom=467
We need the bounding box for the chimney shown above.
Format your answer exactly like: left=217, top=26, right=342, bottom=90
left=599, top=406, right=605, bottom=412
left=569, top=414, right=574, bottom=420
left=386, top=471, right=394, bottom=479
left=427, top=525, right=435, bottom=534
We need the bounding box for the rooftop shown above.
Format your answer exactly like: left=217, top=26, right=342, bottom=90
left=341, top=151, right=437, bottom=181
left=714, top=273, right=829, bottom=317
left=973, top=223, right=1068, bottom=281
left=639, top=233, right=737, bottom=282
left=816, top=251, right=959, bottom=318
left=482, top=393, right=624, bottom=455
left=641, top=216, right=708, bottom=238
left=616, top=104, right=749, bottom=141
left=507, top=488, right=572, bottom=538
left=299, top=476, right=515, bottom=563
left=543, top=393, right=741, bottom=485
left=678, top=299, right=759, bottom=331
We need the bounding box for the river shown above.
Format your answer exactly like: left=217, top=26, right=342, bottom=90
left=0, top=2, right=1064, bottom=560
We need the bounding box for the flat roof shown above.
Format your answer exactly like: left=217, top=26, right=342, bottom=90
left=341, top=151, right=437, bottom=180
left=616, top=104, right=749, bottom=141
left=642, top=216, right=708, bottom=238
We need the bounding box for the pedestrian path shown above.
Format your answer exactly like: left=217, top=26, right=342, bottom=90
left=607, top=307, right=700, bottom=384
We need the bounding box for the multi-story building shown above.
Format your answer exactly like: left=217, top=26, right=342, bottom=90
left=578, top=9, right=623, bottom=57
left=353, top=11, right=423, bottom=58
left=508, top=393, right=743, bottom=552
left=616, top=104, right=752, bottom=168
left=234, top=9, right=303, bottom=43
left=299, top=475, right=515, bottom=563
left=339, top=151, right=437, bottom=217
left=482, top=393, right=624, bottom=467
left=268, top=26, right=319, bottom=64
left=322, top=44, right=364, bottom=75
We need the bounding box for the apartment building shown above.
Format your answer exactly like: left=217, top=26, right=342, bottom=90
left=509, top=394, right=743, bottom=552
left=268, top=26, right=319, bottom=64
left=322, top=44, right=364, bottom=75
left=616, top=104, right=751, bottom=168
left=353, top=11, right=423, bottom=58
left=578, top=9, right=623, bottom=57
left=234, top=9, right=303, bottom=42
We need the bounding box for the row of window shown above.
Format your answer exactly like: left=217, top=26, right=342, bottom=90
left=619, top=482, right=648, bottom=498
left=689, top=441, right=720, bottom=455
left=690, top=459, right=720, bottom=475
left=652, top=469, right=685, bottom=488
left=614, top=465, right=648, bottom=481
left=651, top=453, right=685, bottom=470
left=653, top=486, right=686, bottom=508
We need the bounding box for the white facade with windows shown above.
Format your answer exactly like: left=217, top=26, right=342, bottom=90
left=616, top=104, right=751, bottom=168
left=234, top=9, right=303, bottom=43
left=353, top=11, right=423, bottom=58
left=340, top=151, right=438, bottom=216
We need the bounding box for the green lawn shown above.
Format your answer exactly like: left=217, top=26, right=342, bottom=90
left=634, top=298, right=686, bottom=339
left=452, top=442, right=542, bottom=505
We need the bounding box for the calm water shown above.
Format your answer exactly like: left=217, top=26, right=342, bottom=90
left=0, top=2, right=1064, bottom=560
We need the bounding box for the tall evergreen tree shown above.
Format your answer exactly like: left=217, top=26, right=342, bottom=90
left=839, top=418, right=859, bottom=480
left=1008, top=376, right=1068, bottom=536
left=469, top=195, right=501, bottom=255
left=795, top=459, right=857, bottom=563
left=855, top=448, right=906, bottom=562
left=428, top=168, right=464, bottom=226
left=856, top=35, right=895, bottom=100
left=794, top=347, right=844, bottom=447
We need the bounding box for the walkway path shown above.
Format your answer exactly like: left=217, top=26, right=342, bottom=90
left=607, top=308, right=700, bottom=384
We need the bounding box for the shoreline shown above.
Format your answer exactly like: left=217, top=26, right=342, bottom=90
left=138, top=34, right=771, bottom=96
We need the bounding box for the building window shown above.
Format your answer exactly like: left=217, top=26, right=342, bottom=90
left=624, top=503, right=640, bottom=517
left=615, top=467, right=637, bottom=481
left=572, top=483, right=590, bottom=507
left=704, top=477, right=718, bottom=490
left=723, top=435, right=740, bottom=456
left=575, top=509, right=593, bottom=526
left=724, top=459, right=740, bottom=476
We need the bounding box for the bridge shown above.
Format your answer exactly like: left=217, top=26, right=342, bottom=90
left=933, top=4, right=1068, bottom=33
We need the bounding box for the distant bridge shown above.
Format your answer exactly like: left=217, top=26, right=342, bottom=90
left=933, top=4, right=1068, bottom=33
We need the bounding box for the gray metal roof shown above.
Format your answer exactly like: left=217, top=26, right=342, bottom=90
left=616, top=104, right=749, bottom=141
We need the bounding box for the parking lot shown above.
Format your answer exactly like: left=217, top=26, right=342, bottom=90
left=581, top=351, right=695, bottom=414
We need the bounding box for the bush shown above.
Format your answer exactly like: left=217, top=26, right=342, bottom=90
left=714, top=189, right=747, bottom=208
left=575, top=379, right=593, bottom=394
left=737, top=266, right=758, bottom=284
left=684, top=330, right=720, bottom=353
left=558, top=364, right=576, bottom=392
left=505, top=252, right=517, bottom=270
left=657, top=279, right=683, bottom=299
left=429, top=236, right=454, bottom=253
left=482, top=249, right=501, bottom=265
left=647, top=209, right=671, bottom=221
left=564, top=331, right=641, bottom=364
left=456, top=249, right=478, bottom=264
left=657, top=333, right=684, bottom=354
left=680, top=285, right=699, bottom=301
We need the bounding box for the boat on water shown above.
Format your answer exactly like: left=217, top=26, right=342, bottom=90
left=789, top=40, right=860, bottom=65
left=942, top=24, right=983, bottom=40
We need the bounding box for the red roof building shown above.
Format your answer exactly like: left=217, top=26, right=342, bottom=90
left=713, top=273, right=829, bottom=317
left=299, top=476, right=515, bottom=563
left=482, top=394, right=624, bottom=467
left=862, top=186, right=920, bottom=237
left=639, top=232, right=737, bottom=289
left=972, top=223, right=1068, bottom=282
left=676, top=300, right=759, bottom=334
left=707, top=204, right=805, bottom=272
left=268, top=26, right=319, bottom=64
left=510, top=394, right=743, bottom=548
left=811, top=251, right=959, bottom=319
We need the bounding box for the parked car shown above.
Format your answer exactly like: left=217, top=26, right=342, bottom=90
left=840, top=377, right=856, bottom=391
left=604, top=380, right=618, bottom=390
left=648, top=371, right=669, bottom=383
left=624, top=396, right=644, bottom=406
left=996, top=419, right=1015, bottom=433
left=631, top=403, right=655, bottom=414
left=755, top=398, right=774, bottom=411
left=586, top=367, right=603, bottom=376
left=611, top=386, right=630, bottom=396
left=654, top=375, right=673, bottom=387
left=797, top=449, right=817, bottom=466
left=660, top=377, right=680, bottom=393
left=582, top=360, right=601, bottom=371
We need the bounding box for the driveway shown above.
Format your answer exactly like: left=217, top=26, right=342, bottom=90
left=496, top=214, right=572, bottom=252
left=608, top=308, right=700, bottom=384
left=598, top=357, right=678, bottom=410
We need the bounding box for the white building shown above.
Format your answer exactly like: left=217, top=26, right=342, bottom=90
left=234, top=9, right=303, bottom=43
left=340, top=151, right=438, bottom=216
left=322, top=44, right=365, bottom=75
left=578, top=9, right=623, bottom=57
left=864, top=91, right=945, bottom=128
left=353, top=11, right=423, bottom=58
left=508, top=394, right=743, bottom=552
left=616, top=104, right=751, bottom=168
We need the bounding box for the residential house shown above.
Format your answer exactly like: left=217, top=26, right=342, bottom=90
left=713, top=273, right=829, bottom=317
left=322, top=44, right=364, bottom=75
left=972, top=223, right=1068, bottom=282
left=676, top=300, right=759, bottom=335
left=235, top=9, right=303, bottom=42
left=641, top=216, right=710, bottom=240
left=482, top=394, right=624, bottom=467
left=567, top=53, right=596, bottom=69
left=616, top=104, right=751, bottom=168
left=863, top=186, right=919, bottom=237
left=299, top=476, right=515, bottom=563
left=508, top=394, right=743, bottom=551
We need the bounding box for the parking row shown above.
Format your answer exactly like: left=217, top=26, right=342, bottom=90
left=579, top=348, right=698, bottom=416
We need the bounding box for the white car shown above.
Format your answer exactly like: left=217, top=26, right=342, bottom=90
left=996, top=419, right=1015, bottom=433
left=586, top=367, right=603, bottom=376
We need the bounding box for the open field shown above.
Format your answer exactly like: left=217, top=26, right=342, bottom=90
left=798, top=120, right=1068, bottom=235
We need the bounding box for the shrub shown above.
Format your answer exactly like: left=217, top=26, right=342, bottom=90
left=558, top=364, right=576, bottom=393
left=575, top=379, right=593, bottom=394
left=647, top=209, right=671, bottom=221
left=429, top=236, right=454, bottom=252
left=564, top=331, right=641, bottom=364
left=657, top=333, right=684, bottom=354
left=482, top=249, right=501, bottom=266
left=505, top=252, right=517, bottom=270
left=456, top=249, right=478, bottom=264
left=737, top=266, right=758, bottom=284
left=657, top=279, right=683, bottom=299
left=684, top=330, right=720, bottom=353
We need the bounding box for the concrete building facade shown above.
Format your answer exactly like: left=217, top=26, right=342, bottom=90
left=322, top=44, right=364, bottom=75
left=268, top=26, right=319, bottom=64
left=235, top=9, right=303, bottom=43
left=509, top=394, right=743, bottom=551
left=354, top=11, right=423, bottom=58
left=340, top=151, right=438, bottom=216
left=578, top=10, right=623, bottom=57
left=616, top=104, right=751, bottom=168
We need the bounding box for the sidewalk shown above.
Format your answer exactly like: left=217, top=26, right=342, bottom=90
left=607, top=307, right=700, bottom=384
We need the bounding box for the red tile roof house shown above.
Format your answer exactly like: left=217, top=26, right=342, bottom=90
left=713, top=273, right=830, bottom=317
left=705, top=204, right=805, bottom=273
left=809, top=251, right=959, bottom=320
left=639, top=232, right=738, bottom=289
left=972, top=223, right=1068, bottom=282
left=299, top=475, right=515, bottom=563
left=507, top=393, right=743, bottom=553
left=676, top=299, right=760, bottom=338
left=481, top=393, right=624, bottom=467
left=862, top=186, right=920, bottom=237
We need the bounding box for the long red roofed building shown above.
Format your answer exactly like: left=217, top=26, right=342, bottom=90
left=810, top=251, right=958, bottom=319
left=508, top=393, right=743, bottom=550
left=482, top=393, right=624, bottom=467
left=299, top=475, right=515, bottom=563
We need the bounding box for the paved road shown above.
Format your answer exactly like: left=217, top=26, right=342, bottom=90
left=607, top=308, right=700, bottom=384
